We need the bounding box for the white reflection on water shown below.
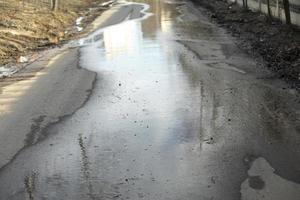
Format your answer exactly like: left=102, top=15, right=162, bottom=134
left=103, top=20, right=143, bottom=59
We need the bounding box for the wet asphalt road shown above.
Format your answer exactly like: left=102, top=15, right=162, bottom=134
left=0, top=0, right=300, bottom=200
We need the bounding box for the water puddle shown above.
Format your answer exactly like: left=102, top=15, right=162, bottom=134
left=70, top=1, right=152, bottom=48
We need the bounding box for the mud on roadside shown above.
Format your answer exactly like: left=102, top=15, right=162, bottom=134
left=191, top=0, right=300, bottom=90
left=0, top=0, right=113, bottom=68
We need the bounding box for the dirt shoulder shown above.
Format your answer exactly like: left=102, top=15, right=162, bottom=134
left=191, top=0, right=300, bottom=89
left=0, top=0, right=112, bottom=67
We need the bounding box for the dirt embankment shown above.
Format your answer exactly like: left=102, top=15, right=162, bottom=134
left=0, top=0, right=110, bottom=66
left=192, top=0, right=300, bottom=89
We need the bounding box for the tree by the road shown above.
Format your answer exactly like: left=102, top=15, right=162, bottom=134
left=283, top=0, right=291, bottom=25
left=242, top=0, right=248, bottom=9
left=51, top=0, right=59, bottom=11
left=266, top=0, right=272, bottom=19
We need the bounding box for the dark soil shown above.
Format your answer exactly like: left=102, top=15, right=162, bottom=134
left=192, top=0, right=300, bottom=89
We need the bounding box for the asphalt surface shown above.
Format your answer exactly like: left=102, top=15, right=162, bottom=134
left=0, top=0, right=299, bottom=200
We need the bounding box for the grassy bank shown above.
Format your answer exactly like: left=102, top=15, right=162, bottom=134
left=0, top=0, right=108, bottom=65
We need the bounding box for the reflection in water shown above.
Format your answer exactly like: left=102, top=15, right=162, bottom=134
left=132, top=0, right=178, bottom=37
left=71, top=0, right=178, bottom=61
left=103, top=21, right=143, bottom=59
left=78, top=2, right=205, bottom=189
left=97, top=1, right=177, bottom=58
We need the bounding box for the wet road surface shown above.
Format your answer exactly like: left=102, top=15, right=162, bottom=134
left=0, top=0, right=300, bottom=200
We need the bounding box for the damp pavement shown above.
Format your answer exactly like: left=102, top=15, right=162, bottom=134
left=0, top=0, right=300, bottom=200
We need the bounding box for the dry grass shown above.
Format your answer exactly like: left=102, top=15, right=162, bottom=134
left=0, top=0, right=103, bottom=65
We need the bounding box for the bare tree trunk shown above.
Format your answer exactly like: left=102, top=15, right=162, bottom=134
left=276, top=0, right=279, bottom=17
left=52, top=0, right=59, bottom=11
left=242, top=0, right=248, bottom=9
left=283, top=0, right=291, bottom=24
left=266, top=0, right=272, bottom=19
left=258, top=0, right=262, bottom=11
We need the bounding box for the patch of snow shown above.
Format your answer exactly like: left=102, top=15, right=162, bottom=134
left=101, top=0, right=115, bottom=7
left=0, top=52, right=44, bottom=79
left=77, top=26, right=83, bottom=32
left=76, top=17, right=84, bottom=26
left=240, top=157, right=300, bottom=200
left=18, top=56, right=29, bottom=63
left=0, top=66, right=18, bottom=78
left=76, top=17, right=84, bottom=32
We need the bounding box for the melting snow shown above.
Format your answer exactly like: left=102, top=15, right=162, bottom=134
left=241, top=157, right=300, bottom=200
left=76, top=17, right=84, bottom=32
left=0, top=66, right=17, bottom=78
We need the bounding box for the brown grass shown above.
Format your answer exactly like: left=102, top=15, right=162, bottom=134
left=0, top=0, right=103, bottom=65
